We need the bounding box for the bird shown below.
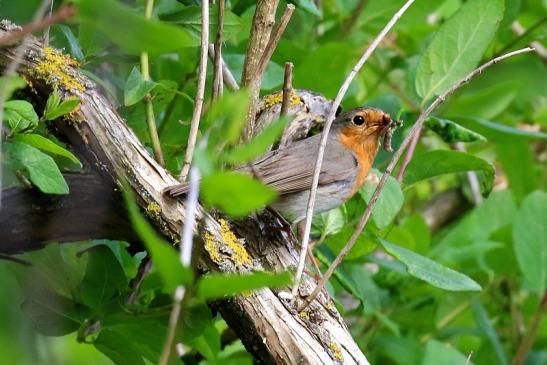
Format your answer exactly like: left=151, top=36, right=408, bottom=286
left=164, top=107, right=395, bottom=224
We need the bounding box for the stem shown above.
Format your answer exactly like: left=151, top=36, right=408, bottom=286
left=281, top=62, right=293, bottom=116
left=208, top=44, right=239, bottom=91
left=396, top=127, right=421, bottom=181
left=510, top=293, right=547, bottom=365
left=511, top=21, right=547, bottom=61
left=212, top=0, right=225, bottom=100
left=42, top=0, right=54, bottom=45
left=179, top=0, right=209, bottom=181
left=339, top=0, right=368, bottom=38
left=141, top=0, right=165, bottom=166
left=240, top=0, right=279, bottom=141
left=0, top=4, right=75, bottom=46
left=256, top=4, right=295, bottom=78
left=126, top=257, right=152, bottom=305
left=298, top=47, right=535, bottom=310
left=495, top=15, right=547, bottom=57
left=159, top=166, right=200, bottom=365
left=454, top=142, right=482, bottom=205
left=291, top=0, right=417, bottom=301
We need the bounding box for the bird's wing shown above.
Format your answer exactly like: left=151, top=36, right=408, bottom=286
left=247, top=134, right=357, bottom=195
left=164, top=135, right=358, bottom=197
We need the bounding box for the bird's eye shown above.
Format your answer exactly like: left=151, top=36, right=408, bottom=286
left=353, top=115, right=365, bottom=126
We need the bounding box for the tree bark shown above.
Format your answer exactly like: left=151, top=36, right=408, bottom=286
left=0, top=23, right=369, bottom=365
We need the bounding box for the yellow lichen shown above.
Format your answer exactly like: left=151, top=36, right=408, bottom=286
left=329, top=341, right=343, bottom=361
left=202, top=220, right=252, bottom=268
left=204, top=231, right=223, bottom=264
left=298, top=311, right=310, bottom=320
left=30, top=47, right=85, bottom=93
left=145, top=202, right=161, bottom=219
left=260, top=91, right=302, bottom=112
left=219, top=219, right=252, bottom=267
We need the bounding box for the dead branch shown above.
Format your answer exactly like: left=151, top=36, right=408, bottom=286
left=241, top=0, right=279, bottom=141
left=0, top=23, right=369, bottom=365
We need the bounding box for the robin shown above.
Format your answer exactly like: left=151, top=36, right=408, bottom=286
left=164, top=107, right=396, bottom=224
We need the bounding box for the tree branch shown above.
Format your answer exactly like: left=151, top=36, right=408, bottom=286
left=0, top=23, right=369, bottom=365
left=179, top=0, right=209, bottom=181
left=241, top=0, right=279, bottom=141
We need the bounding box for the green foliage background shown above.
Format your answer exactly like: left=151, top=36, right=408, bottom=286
left=0, top=0, right=546, bottom=364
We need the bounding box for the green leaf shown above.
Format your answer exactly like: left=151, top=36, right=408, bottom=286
left=425, top=117, right=486, bottom=143
left=5, top=141, right=69, bottom=194
left=76, top=0, right=198, bottom=54
left=13, top=134, right=80, bottom=165
left=196, top=271, right=291, bottom=300
left=0, top=75, right=26, bottom=99
left=3, top=100, right=39, bottom=133
left=512, top=191, right=547, bottom=295
left=455, top=117, right=547, bottom=142
left=161, top=5, right=242, bottom=38
left=403, top=150, right=494, bottom=196
left=185, top=322, right=220, bottom=360
left=76, top=245, right=128, bottom=308
left=122, top=186, right=193, bottom=293
left=312, top=207, right=345, bottom=239
left=360, top=169, right=404, bottom=229
left=124, top=67, right=157, bottom=106
left=294, top=0, right=322, bottom=16
left=224, top=116, right=290, bottom=164
left=422, top=339, right=473, bottom=365
left=444, top=82, right=518, bottom=119
left=495, top=141, right=538, bottom=201
left=325, top=226, right=377, bottom=260
left=56, top=24, right=85, bottom=60
left=415, top=0, right=505, bottom=102
left=201, top=172, right=277, bottom=217
left=380, top=239, right=482, bottom=291
left=21, top=287, right=84, bottom=336
left=94, top=329, right=146, bottom=365
left=44, top=92, right=81, bottom=121
left=207, top=89, right=251, bottom=146
left=223, top=54, right=284, bottom=90
left=471, top=299, right=508, bottom=365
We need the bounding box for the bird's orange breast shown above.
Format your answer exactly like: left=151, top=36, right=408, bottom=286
left=338, top=126, right=379, bottom=197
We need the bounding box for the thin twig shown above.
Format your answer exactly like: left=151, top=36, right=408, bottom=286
left=454, top=142, right=482, bottom=205
left=495, top=16, right=547, bottom=57
left=281, top=62, right=293, bottom=116
left=339, top=0, right=368, bottom=38
left=290, top=0, right=417, bottom=301
left=126, top=257, right=152, bottom=305
left=141, top=0, right=165, bottom=166
left=42, top=0, right=54, bottom=45
left=396, top=127, right=420, bottom=181
left=179, top=0, right=209, bottom=181
left=510, top=293, right=547, bottom=365
left=241, top=0, right=279, bottom=141
left=208, top=44, right=239, bottom=91
left=212, top=0, right=225, bottom=100
left=511, top=20, right=547, bottom=61
left=256, top=4, right=295, bottom=78
left=159, top=166, right=200, bottom=365
left=0, top=4, right=75, bottom=46
left=0, top=0, right=52, bottom=210
left=298, top=47, right=534, bottom=310
left=465, top=352, right=474, bottom=365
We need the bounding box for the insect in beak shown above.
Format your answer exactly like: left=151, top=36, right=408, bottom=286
left=382, top=118, right=403, bottom=153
